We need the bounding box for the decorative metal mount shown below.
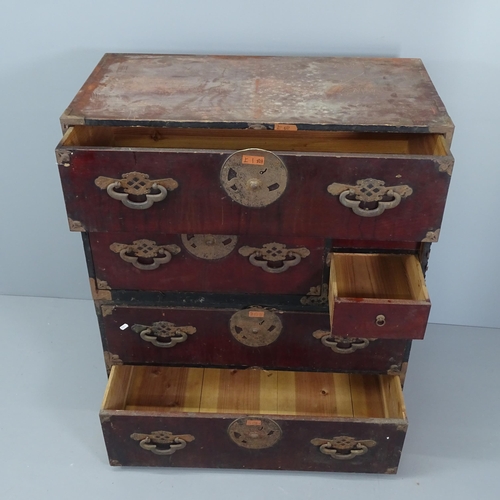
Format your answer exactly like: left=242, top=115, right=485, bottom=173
left=181, top=234, right=238, bottom=260
left=312, top=331, right=374, bottom=354
left=110, top=239, right=181, bottom=270
left=229, top=308, right=282, bottom=347
left=311, top=436, right=376, bottom=460
left=300, top=284, right=328, bottom=306
left=132, top=321, right=196, bottom=348
left=220, top=149, right=288, bottom=207
left=327, top=178, right=412, bottom=217
left=238, top=242, right=310, bottom=273
left=95, top=171, right=178, bottom=209
left=131, top=431, right=195, bottom=455
left=228, top=417, right=282, bottom=449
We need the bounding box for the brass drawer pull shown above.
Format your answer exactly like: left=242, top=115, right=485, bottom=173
left=312, top=331, right=373, bottom=354
left=311, top=436, right=376, bottom=460
left=110, top=239, right=180, bottom=270
left=131, top=431, right=194, bottom=455
left=327, top=178, right=412, bottom=217
left=95, top=171, right=178, bottom=210
left=375, top=314, right=386, bottom=327
left=238, top=242, right=310, bottom=273
left=132, top=322, right=196, bottom=348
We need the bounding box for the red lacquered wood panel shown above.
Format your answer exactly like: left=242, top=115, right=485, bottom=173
left=330, top=299, right=430, bottom=340
left=58, top=147, right=452, bottom=241
left=100, top=366, right=407, bottom=472
left=100, top=305, right=409, bottom=372
left=101, top=414, right=406, bottom=472
left=90, top=233, right=325, bottom=295
left=329, top=252, right=431, bottom=339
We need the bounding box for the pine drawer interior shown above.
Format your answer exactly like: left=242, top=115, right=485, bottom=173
left=102, top=365, right=406, bottom=420
left=61, top=126, right=448, bottom=156
left=330, top=253, right=429, bottom=302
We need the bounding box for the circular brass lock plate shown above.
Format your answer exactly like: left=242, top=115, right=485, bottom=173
left=220, top=149, right=288, bottom=207
left=229, top=308, right=282, bottom=347
left=181, top=234, right=238, bottom=260
left=228, top=417, right=282, bottom=449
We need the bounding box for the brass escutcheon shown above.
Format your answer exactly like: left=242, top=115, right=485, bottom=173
left=229, top=308, right=283, bottom=347
left=181, top=234, right=238, bottom=260
left=220, top=149, right=288, bottom=207
left=228, top=417, right=282, bottom=449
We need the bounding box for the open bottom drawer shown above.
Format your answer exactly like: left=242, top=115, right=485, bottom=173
left=100, top=366, right=407, bottom=473
left=330, top=253, right=431, bottom=339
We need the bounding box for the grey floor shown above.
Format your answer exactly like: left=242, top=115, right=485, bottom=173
left=1, top=294, right=499, bottom=499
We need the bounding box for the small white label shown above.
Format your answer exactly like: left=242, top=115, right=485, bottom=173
left=119, top=323, right=129, bottom=331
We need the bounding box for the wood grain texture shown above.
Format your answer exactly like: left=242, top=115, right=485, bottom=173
left=100, top=366, right=407, bottom=472
left=58, top=147, right=452, bottom=240
left=330, top=253, right=431, bottom=339
left=89, top=233, right=325, bottom=296
left=100, top=305, right=410, bottom=373
left=103, top=366, right=405, bottom=419
left=61, top=54, right=454, bottom=137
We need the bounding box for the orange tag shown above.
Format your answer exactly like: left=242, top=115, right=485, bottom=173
left=249, top=311, right=265, bottom=318
left=246, top=419, right=262, bottom=426
left=274, top=123, right=297, bottom=131
left=242, top=155, right=265, bottom=165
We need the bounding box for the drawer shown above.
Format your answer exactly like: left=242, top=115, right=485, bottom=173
left=57, top=126, right=453, bottom=241
left=89, top=233, right=326, bottom=295
left=329, top=253, right=430, bottom=339
left=99, top=304, right=410, bottom=374
left=100, top=365, right=407, bottom=473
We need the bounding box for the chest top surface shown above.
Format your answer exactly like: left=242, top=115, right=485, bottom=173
left=62, top=54, right=453, bottom=134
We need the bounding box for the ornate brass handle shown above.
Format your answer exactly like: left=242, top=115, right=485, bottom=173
left=131, top=431, right=194, bottom=455
left=238, top=242, right=310, bottom=273
left=327, top=178, right=412, bottom=217
left=95, top=171, right=178, bottom=210
left=311, top=436, right=376, bottom=460
left=132, top=322, right=196, bottom=348
left=375, top=314, right=386, bottom=327
left=312, top=331, right=373, bottom=354
left=110, top=239, right=181, bottom=270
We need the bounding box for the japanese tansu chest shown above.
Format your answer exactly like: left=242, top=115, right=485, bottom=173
left=56, top=54, right=454, bottom=473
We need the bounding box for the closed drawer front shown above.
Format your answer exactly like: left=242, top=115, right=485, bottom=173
left=90, top=233, right=326, bottom=295
left=57, top=127, right=452, bottom=241
left=101, top=365, right=407, bottom=473
left=329, top=252, right=430, bottom=339
left=100, top=304, right=410, bottom=373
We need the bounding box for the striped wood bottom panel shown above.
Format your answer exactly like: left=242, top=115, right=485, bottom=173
left=103, top=366, right=405, bottom=419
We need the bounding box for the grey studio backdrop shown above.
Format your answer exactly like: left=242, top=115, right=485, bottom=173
left=1, top=0, right=499, bottom=330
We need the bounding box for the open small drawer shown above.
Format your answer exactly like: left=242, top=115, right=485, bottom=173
left=329, top=253, right=430, bottom=340
left=100, top=365, right=407, bottom=473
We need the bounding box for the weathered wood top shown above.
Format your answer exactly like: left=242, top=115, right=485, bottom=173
left=61, top=54, right=453, bottom=134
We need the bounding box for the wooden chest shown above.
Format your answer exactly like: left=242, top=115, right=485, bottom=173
left=56, top=54, right=454, bottom=473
